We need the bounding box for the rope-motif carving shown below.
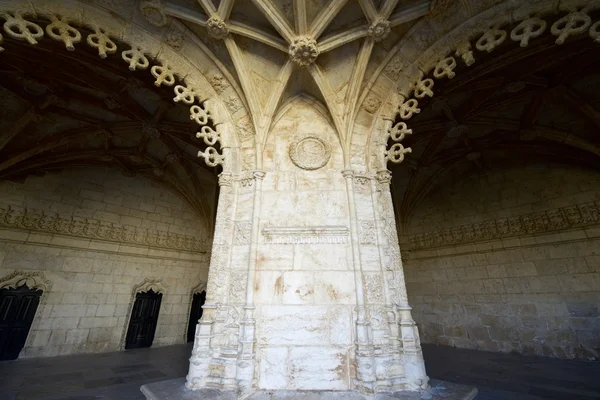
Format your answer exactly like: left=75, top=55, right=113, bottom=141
left=0, top=11, right=224, bottom=169
left=407, top=201, right=600, bottom=250
left=0, top=204, right=210, bottom=253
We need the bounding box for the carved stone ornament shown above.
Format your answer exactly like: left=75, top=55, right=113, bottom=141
left=0, top=204, right=209, bottom=253
left=206, top=16, right=229, bottom=40
left=368, top=19, right=391, bottom=42
left=133, top=278, right=166, bottom=294
left=262, top=226, right=349, bottom=244
left=140, top=0, right=168, bottom=27
left=0, top=270, right=50, bottom=291
left=289, top=36, right=319, bottom=67
left=289, top=136, right=331, bottom=170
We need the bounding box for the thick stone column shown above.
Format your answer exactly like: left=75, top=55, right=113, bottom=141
left=373, top=170, right=429, bottom=391
left=184, top=102, right=428, bottom=396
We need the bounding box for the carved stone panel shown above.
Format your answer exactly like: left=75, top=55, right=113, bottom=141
left=289, top=136, right=331, bottom=170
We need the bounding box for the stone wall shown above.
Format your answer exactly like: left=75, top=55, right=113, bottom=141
left=401, top=164, right=600, bottom=360
left=0, top=167, right=212, bottom=358
left=253, top=99, right=356, bottom=390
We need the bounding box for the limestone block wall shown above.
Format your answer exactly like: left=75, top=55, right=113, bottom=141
left=252, top=99, right=356, bottom=390
left=0, top=167, right=212, bottom=358
left=401, top=165, right=600, bottom=360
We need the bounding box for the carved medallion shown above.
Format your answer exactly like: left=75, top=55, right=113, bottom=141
left=289, top=136, right=331, bottom=170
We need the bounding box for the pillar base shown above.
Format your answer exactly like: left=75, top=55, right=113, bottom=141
left=141, top=378, right=477, bottom=400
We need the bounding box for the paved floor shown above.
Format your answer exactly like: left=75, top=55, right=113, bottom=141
left=0, top=343, right=598, bottom=399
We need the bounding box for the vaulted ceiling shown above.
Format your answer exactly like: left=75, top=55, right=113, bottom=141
left=151, top=0, right=429, bottom=146
left=0, top=25, right=218, bottom=225
left=390, top=30, right=600, bottom=229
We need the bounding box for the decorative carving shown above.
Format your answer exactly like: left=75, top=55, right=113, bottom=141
left=228, top=272, right=246, bottom=303
left=0, top=204, right=209, bottom=253
left=591, top=21, right=600, bottom=43
left=262, top=226, right=350, bottom=244
left=151, top=63, right=176, bottom=86
left=398, top=97, right=420, bottom=120
left=140, top=0, right=168, bottom=27
left=289, top=136, right=331, bottom=170
left=122, top=46, right=150, bottom=71
left=87, top=27, right=117, bottom=58
left=173, top=84, right=197, bottom=104
left=388, top=121, right=412, bottom=142
left=1, top=12, right=44, bottom=45
left=236, top=117, right=255, bottom=141
left=198, top=147, right=224, bottom=167
left=476, top=24, right=507, bottom=52
left=364, top=274, right=384, bottom=304
left=0, top=270, right=50, bottom=291
left=433, top=56, right=457, bottom=79
left=363, top=94, right=382, bottom=114
left=407, top=201, right=600, bottom=250
left=413, top=75, right=434, bottom=98
left=359, top=221, right=376, bottom=245
left=206, top=16, right=229, bottom=40
left=45, top=16, right=81, bottom=51
left=164, top=27, right=185, bottom=50
left=385, top=143, right=412, bottom=164
left=209, top=74, right=229, bottom=94
left=289, top=36, right=319, bottom=67
left=368, top=19, right=391, bottom=42
left=133, top=278, right=166, bottom=294
left=511, top=16, right=546, bottom=47
left=234, top=221, right=252, bottom=245
left=225, top=96, right=243, bottom=113
left=551, top=10, right=591, bottom=45
left=190, top=104, right=212, bottom=126
left=455, top=41, right=475, bottom=66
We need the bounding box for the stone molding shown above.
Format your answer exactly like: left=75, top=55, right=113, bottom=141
left=262, top=226, right=350, bottom=244
left=405, top=201, right=600, bottom=250
left=0, top=204, right=210, bottom=253
left=133, top=278, right=167, bottom=294
left=0, top=270, right=51, bottom=291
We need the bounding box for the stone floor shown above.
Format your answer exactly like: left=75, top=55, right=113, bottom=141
left=0, top=343, right=598, bottom=399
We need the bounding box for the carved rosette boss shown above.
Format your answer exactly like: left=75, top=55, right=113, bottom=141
left=289, top=37, right=319, bottom=67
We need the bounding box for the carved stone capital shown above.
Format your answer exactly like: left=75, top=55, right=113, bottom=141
left=206, top=16, right=229, bottom=40
left=140, top=0, right=168, bottom=27
left=252, top=170, right=266, bottom=180
left=218, top=172, right=233, bottom=187
left=375, top=170, right=392, bottom=185
left=341, top=170, right=355, bottom=179
left=289, top=36, right=319, bottom=67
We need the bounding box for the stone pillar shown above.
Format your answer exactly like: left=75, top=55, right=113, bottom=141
left=342, top=170, right=376, bottom=392
left=236, top=170, right=265, bottom=396
left=186, top=171, right=238, bottom=390
left=373, top=170, right=429, bottom=391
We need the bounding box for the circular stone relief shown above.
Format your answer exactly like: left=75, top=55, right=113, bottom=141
left=289, top=136, right=331, bottom=170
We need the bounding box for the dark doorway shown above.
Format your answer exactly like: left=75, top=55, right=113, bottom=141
left=187, top=291, right=206, bottom=343
left=125, top=289, right=162, bottom=350
left=0, top=284, right=43, bottom=360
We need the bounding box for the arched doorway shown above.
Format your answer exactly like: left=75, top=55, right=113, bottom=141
left=187, top=290, right=206, bottom=343
left=0, top=284, right=43, bottom=360
left=125, top=289, right=163, bottom=350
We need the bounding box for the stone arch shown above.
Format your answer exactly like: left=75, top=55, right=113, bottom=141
left=360, top=0, right=600, bottom=171
left=0, top=270, right=51, bottom=291
left=0, top=0, right=243, bottom=173
left=0, top=270, right=52, bottom=350
left=183, top=280, right=207, bottom=342
left=119, top=278, right=167, bottom=350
